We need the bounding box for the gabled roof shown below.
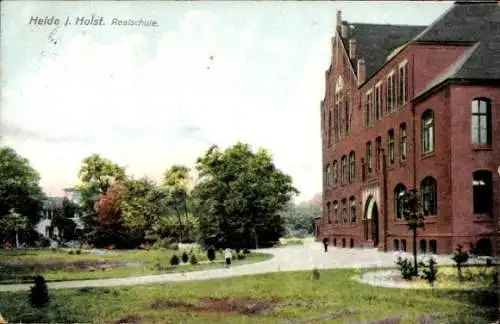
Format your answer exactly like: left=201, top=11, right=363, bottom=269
left=340, top=23, right=426, bottom=80
left=412, top=2, right=500, bottom=43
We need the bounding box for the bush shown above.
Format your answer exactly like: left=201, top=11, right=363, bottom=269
left=68, top=250, right=74, bottom=255
left=29, top=275, right=50, bottom=308
left=75, top=249, right=81, bottom=255
left=243, top=248, right=250, bottom=254
left=452, top=245, right=469, bottom=282
left=421, top=257, right=438, bottom=286
left=207, top=248, right=216, bottom=262
left=181, top=252, right=189, bottom=263
left=153, top=238, right=172, bottom=250
left=396, top=256, right=415, bottom=280
left=190, top=254, right=198, bottom=265
left=170, top=255, right=180, bottom=266
left=237, top=253, right=245, bottom=260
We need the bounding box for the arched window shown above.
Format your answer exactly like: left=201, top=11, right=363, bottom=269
left=342, top=198, right=348, bottom=224
left=326, top=202, right=331, bottom=224
left=388, top=129, right=395, bottom=164
left=394, top=239, right=400, bottom=251
left=420, top=240, right=427, bottom=253
left=471, top=98, right=491, bottom=145
left=473, top=170, right=493, bottom=214
left=332, top=160, right=338, bottom=184
left=341, top=156, right=348, bottom=185
left=333, top=201, right=338, bottom=224
left=401, top=239, right=407, bottom=252
left=326, top=164, right=331, bottom=186
left=394, top=183, right=406, bottom=219
left=421, top=176, right=437, bottom=215
left=375, top=137, right=382, bottom=171
left=333, top=238, right=337, bottom=246
left=349, top=197, right=356, bottom=223
left=421, top=110, right=434, bottom=154
left=349, top=151, right=356, bottom=183
left=399, top=123, right=408, bottom=161
left=429, top=240, right=437, bottom=254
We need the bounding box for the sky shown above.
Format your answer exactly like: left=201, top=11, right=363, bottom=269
left=0, top=1, right=453, bottom=202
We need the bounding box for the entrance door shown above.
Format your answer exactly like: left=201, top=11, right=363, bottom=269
left=371, top=203, right=379, bottom=247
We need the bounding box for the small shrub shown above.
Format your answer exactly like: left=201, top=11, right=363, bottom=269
left=312, top=267, right=320, bottom=280
left=396, top=256, right=415, bottom=280
left=232, top=254, right=236, bottom=260
left=68, top=250, right=74, bottom=255
left=421, top=257, right=438, bottom=286
left=207, top=248, right=216, bottom=262
left=237, top=253, right=245, bottom=260
left=243, top=248, right=250, bottom=254
left=170, top=255, right=180, bottom=266
left=75, top=249, right=81, bottom=255
left=181, top=252, right=189, bottom=263
left=152, top=258, right=162, bottom=271
left=29, top=275, right=50, bottom=308
left=452, top=245, right=469, bottom=282
left=190, top=254, right=198, bottom=265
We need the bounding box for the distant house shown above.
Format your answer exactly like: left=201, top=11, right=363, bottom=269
left=35, top=188, right=85, bottom=239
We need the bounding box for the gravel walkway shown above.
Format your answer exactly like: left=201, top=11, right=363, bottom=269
left=0, top=243, right=456, bottom=292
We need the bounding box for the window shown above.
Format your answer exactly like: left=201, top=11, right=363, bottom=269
left=386, top=72, right=396, bottom=113
left=394, top=183, right=406, bottom=219
left=333, top=201, right=338, bottom=223
left=388, top=129, right=395, bottom=164
left=429, top=240, right=437, bottom=254
left=349, top=151, right=355, bottom=183
left=421, top=176, right=437, bottom=215
left=342, top=199, right=348, bottom=224
left=344, top=99, right=350, bottom=135
left=366, top=141, right=372, bottom=173
left=332, top=160, right=338, bottom=184
left=350, top=238, right=354, bottom=248
left=341, top=155, right=348, bottom=185
left=401, top=239, right=407, bottom=252
left=365, top=91, right=373, bottom=127
left=399, top=123, right=408, bottom=161
left=420, top=240, right=427, bottom=253
left=375, top=137, right=382, bottom=171
left=394, top=239, right=399, bottom=251
left=326, top=164, right=331, bottom=186
left=473, top=170, right=493, bottom=214
left=421, top=110, right=434, bottom=154
left=350, top=197, right=356, bottom=223
left=328, top=110, right=332, bottom=145
left=398, top=62, right=408, bottom=107
left=375, top=83, right=382, bottom=120
left=327, top=202, right=331, bottom=224
left=471, top=98, right=491, bottom=145
left=334, top=103, right=340, bottom=141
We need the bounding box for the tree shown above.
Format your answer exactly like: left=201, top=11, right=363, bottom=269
left=76, top=154, right=126, bottom=234
left=0, top=209, right=28, bottom=247
left=282, top=200, right=320, bottom=237
left=120, top=177, right=170, bottom=240
left=400, top=188, right=425, bottom=275
left=192, top=142, right=298, bottom=249
left=162, top=165, right=191, bottom=243
left=0, top=147, right=45, bottom=228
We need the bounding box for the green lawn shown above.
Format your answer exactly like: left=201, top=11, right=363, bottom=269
left=0, top=268, right=497, bottom=324
left=0, top=248, right=272, bottom=283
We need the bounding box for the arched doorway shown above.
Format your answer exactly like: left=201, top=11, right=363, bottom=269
left=364, top=196, right=380, bottom=247
left=476, top=238, right=492, bottom=256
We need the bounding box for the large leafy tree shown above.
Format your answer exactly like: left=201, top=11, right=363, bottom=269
left=282, top=200, right=321, bottom=237
left=0, top=147, right=45, bottom=243
left=400, top=188, right=425, bottom=275
left=120, top=177, right=169, bottom=240
left=162, top=165, right=191, bottom=242
left=192, top=142, right=298, bottom=249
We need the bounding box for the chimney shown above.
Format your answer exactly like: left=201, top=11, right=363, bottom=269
left=336, top=10, right=342, bottom=27
left=349, top=39, right=356, bottom=59
left=341, top=24, right=348, bottom=38
left=357, top=58, right=366, bottom=86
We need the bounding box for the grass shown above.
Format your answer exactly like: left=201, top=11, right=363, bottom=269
left=0, top=267, right=497, bottom=324
left=0, top=248, right=272, bottom=283
left=406, top=265, right=497, bottom=290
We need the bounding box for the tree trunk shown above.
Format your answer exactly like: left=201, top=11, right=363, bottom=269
left=15, top=231, right=19, bottom=248
left=413, top=227, right=418, bottom=275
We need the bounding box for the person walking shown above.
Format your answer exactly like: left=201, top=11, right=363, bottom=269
left=224, top=248, right=232, bottom=268
left=322, top=237, right=329, bottom=252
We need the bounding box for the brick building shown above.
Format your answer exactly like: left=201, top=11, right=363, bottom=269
left=315, top=1, right=500, bottom=256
